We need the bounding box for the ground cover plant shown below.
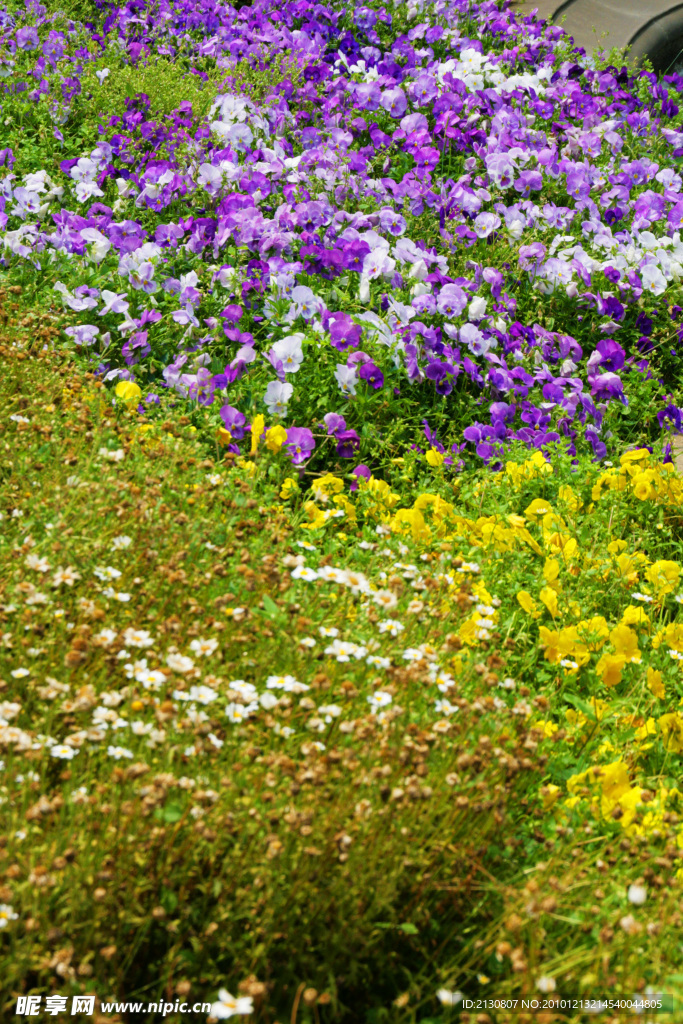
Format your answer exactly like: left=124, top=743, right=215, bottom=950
left=4, top=0, right=683, bottom=1019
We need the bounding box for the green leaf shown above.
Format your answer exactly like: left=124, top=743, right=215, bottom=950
left=161, top=888, right=178, bottom=913
left=399, top=922, right=418, bottom=935
left=262, top=594, right=279, bottom=617
left=155, top=802, right=183, bottom=824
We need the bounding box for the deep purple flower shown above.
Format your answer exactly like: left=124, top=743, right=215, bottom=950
left=463, top=423, right=487, bottom=444
left=329, top=314, right=362, bottom=351
left=423, top=420, right=445, bottom=453
left=222, top=304, right=243, bottom=324
left=587, top=338, right=625, bottom=375
left=585, top=426, right=607, bottom=460
left=490, top=402, right=516, bottom=425
left=359, top=362, right=384, bottom=389
left=354, top=6, right=377, bottom=31
left=343, top=240, right=371, bottom=272
left=476, top=442, right=497, bottom=463
left=513, top=170, right=543, bottom=197
left=657, top=404, right=683, bottom=432
left=635, top=312, right=654, bottom=336
left=347, top=350, right=373, bottom=368
left=483, top=267, right=504, bottom=297
left=335, top=429, right=360, bottom=458
left=121, top=330, right=150, bottom=366
left=425, top=361, right=448, bottom=384
left=590, top=372, right=627, bottom=404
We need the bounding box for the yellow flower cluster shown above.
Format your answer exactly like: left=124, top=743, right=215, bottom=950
left=592, top=448, right=683, bottom=506
left=564, top=760, right=676, bottom=838
left=502, top=450, right=553, bottom=489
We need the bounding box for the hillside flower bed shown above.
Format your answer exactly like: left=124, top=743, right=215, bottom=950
left=3, top=0, right=683, bottom=1018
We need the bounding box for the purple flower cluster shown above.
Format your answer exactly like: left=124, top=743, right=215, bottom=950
left=2, top=0, right=683, bottom=470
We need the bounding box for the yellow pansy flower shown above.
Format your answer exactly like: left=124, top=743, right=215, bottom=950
left=115, top=380, right=142, bottom=405
left=539, top=587, right=558, bottom=618
left=250, top=413, right=265, bottom=455
left=595, top=652, right=627, bottom=688
left=517, top=590, right=539, bottom=617
left=265, top=425, right=287, bottom=452
left=280, top=477, right=299, bottom=500
left=647, top=667, right=665, bottom=699
left=426, top=447, right=444, bottom=467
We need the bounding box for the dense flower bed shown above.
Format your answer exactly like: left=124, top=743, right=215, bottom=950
left=6, top=0, right=683, bottom=1017
left=3, top=0, right=683, bottom=476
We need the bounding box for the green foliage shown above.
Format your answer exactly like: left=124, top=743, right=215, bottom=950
left=0, top=40, right=304, bottom=180
left=76, top=56, right=225, bottom=127
left=48, top=0, right=106, bottom=25
left=223, top=53, right=305, bottom=101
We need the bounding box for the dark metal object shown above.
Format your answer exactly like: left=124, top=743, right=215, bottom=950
left=518, top=0, right=683, bottom=72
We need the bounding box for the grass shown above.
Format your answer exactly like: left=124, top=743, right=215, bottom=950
left=0, top=292, right=545, bottom=1021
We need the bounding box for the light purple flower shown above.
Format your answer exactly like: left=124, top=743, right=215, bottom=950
left=355, top=82, right=382, bottom=110
left=380, top=88, right=407, bottom=119
left=437, top=284, right=467, bottom=318
left=412, top=75, right=437, bottom=105
left=271, top=334, right=304, bottom=373
left=16, top=27, right=39, bottom=50
left=264, top=380, right=293, bottom=415
left=460, top=324, right=492, bottom=356
left=172, top=305, right=199, bottom=328
left=285, top=428, right=315, bottom=465
left=99, top=291, right=130, bottom=316
left=334, top=364, right=358, bottom=396
left=473, top=212, right=501, bottom=239
left=324, top=413, right=347, bottom=436
left=379, top=209, right=407, bottom=237
left=64, top=325, right=99, bottom=346
left=163, top=354, right=189, bottom=389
